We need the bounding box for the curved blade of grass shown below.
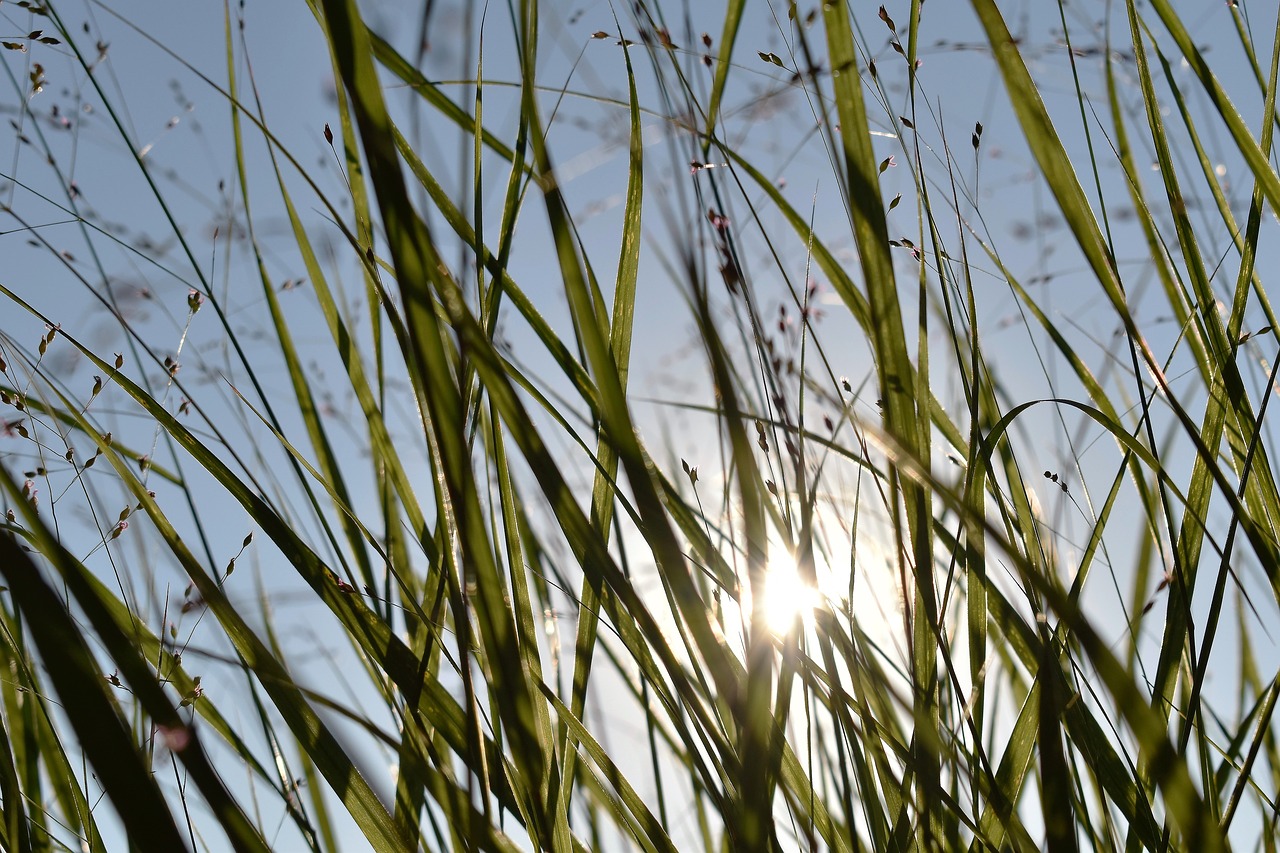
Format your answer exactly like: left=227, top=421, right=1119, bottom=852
left=1142, top=0, right=1280, bottom=217
left=542, top=686, right=678, bottom=853
left=564, top=24, right=643, bottom=828
left=0, top=702, right=30, bottom=853
left=93, top=450, right=410, bottom=850
left=319, top=0, right=569, bottom=842
left=0, top=605, right=67, bottom=853
left=488, top=412, right=569, bottom=847
left=0, top=521, right=189, bottom=850
left=822, top=3, right=939, bottom=843
left=509, top=0, right=749, bottom=796
left=958, top=397, right=1230, bottom=848
left=5, top=491, right=273, bottom=851
left=0, top=306, right=415, bottom=849
left=228, top=16, right=378, bottom=597
left=363, top=26, right=517, bottom=165
left=702, top=0, right=745, bottom=150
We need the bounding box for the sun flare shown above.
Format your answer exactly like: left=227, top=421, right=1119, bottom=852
left=759, top=551, right=824, bottom=635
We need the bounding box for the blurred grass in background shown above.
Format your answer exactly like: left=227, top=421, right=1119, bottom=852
left=2, top=0, right=1280, bottom=849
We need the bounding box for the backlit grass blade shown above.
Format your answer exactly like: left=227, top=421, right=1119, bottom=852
left=514, top=0, right=748, bottom=791
left=1146, top=6, right=1280, bottom=815
left=702, top=0, right=745, bottom=150
left=564, top=24, right=644, bottom=831
left=0, top=704, right=29, bottom=853
left=822, top=2, right=939, bottom=842
left=1142, top=0, right=1280, bottom=218
left=960, top=397, right=1228, bottom=849
left=4, top=486, right=272, bottom=851
left=542, top=687, right=678, bottom=853
left=319, top=0, right=565, bottom=842
left=364, top=27, right=518, bottom=165
left=0, top=302, right=421, bottom=849
left=488, top=413, right=570, bottom=848
left=0, top=523, right=189, bottom=850
left=0, top=600, right=95, bottom=852
left=226, top=15, right=380, bottom=603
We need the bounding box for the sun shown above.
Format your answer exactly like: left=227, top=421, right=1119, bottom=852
left=720, top=518, right=873, bottom=646
left=759, top=550, right=824, bottom=636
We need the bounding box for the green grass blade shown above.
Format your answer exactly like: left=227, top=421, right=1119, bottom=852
left=0, top=527, right=189, bottom=850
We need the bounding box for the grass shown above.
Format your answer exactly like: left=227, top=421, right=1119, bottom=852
left=2, top=0, right=1280, bottom=849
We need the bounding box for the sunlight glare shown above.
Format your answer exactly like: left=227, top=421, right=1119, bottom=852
left=760, top=551, right=823, bottom=635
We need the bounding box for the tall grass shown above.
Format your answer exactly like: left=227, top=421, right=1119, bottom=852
left=1, top=0, right=1279, bottom=849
